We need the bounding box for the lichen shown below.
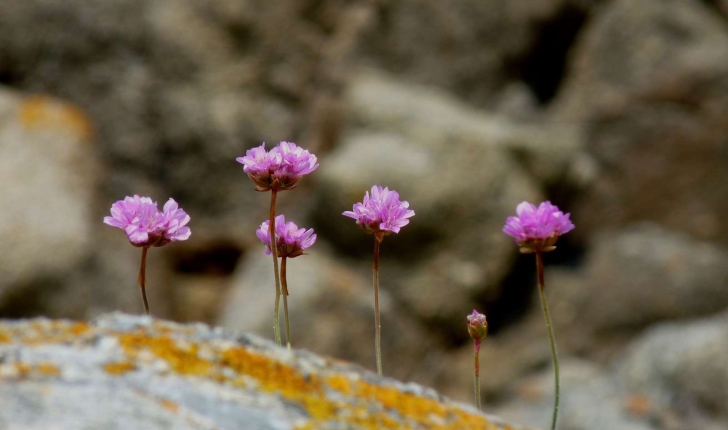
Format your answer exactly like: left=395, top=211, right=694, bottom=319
left=104, top=362, right=136, bottom=375
left=0, top=318, right=510, bottom=429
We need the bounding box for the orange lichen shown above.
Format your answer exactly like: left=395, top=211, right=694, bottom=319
left=19, top=95, right=94, bottom=140
left=36, top=363, right=61, bottom=377
left=118, top=333, right=212, bottom=376
left=160, top=399, right=180, bottom=413
left=69, top=323, right=90, bottom=336
left=0, top=330, right=10, bottom=344
left=104, top=362, right=136, bottom=375
left=220, top=347, right=319, bottom=394
left=0, top=318, right=509, bottom=429
left=14, top=363, right=31, bottom=378
left=326, top=375, right=353, bottom=395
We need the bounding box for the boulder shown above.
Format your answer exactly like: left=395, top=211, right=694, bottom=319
left=311, top=70, right=584, bottom=332
left=0, top=88, right=98, bottom=314
left=619, top=311, right=728, bottom=428
left=219, top=248, right=447, bottom=390
left=0, top=313, right=527, bottom=429
left=494, top=360, right=655, bottom=430
left=561, top=224, right=728, bottom=332
left=553, top=0, right=728, bottom=243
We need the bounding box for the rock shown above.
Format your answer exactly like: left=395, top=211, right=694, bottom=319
left=0, top=88, right=98, bottom=313
left=619, top=311, right=728, bottom=428
left=311, top=70, right=584, bottom=332
left=563, top=224, right=728, bottom=332
left=494, top=360, right=656, bottom=430
left=0, top=313, right=526, bottom=429
left=553, top=0, right=728, bottom=243
left=358, top=0, right=586, bottom=106
left=218, top=248, right=447, bottom=390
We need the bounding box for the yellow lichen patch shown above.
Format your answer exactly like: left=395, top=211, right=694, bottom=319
left=69, top=323, right=90, bottom=336
left=7, top=321, right=91, bottom=346
left=326, top=375, right=353, bottom=395
left=14, top=363, right=31, bottom=378
left=0, top=330, right=10, bottom=344
left=160, top=399, right=180, bottom=413
left=19, top=95, right=94, bottom=140
left=105, top=329, right=501, bottom=429
left=104, top=362, right=136, bottom=375
left=9, top=363, right=60, bottom=379
left=352, top=380, right=450, bottom=426
left=118, top=334, right=211, bottom=376
left=36, top=363, right=61, bottom=377
left=220, top=347, right=320, bottom=395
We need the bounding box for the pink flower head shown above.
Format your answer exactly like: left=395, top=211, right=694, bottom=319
left=342, top=185, right=415, bottom=237
left=467, top=309, right=488, bottom=343
left=236, top=142, right=318, bottom=192
left=104, top=195, right=191, bottom=247
left=503, top=201, right=574, bottom=253
left=155, top=199, right=192, bottom=247
left=256, top=214, right=316, bottom=258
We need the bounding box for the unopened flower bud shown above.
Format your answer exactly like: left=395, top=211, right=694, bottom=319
left=467, top=309, right=488, bottom=343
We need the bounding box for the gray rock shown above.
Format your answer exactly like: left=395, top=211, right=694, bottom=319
left=619, top=311, right=728, bottom=425
left=312, top=70, right=584, bottom=328
left=568, top=224, right=728, bottom=331
left=0, top=313, right=527, bottom=430
left=553, top=0, right=728, bottom=243
left=494, top=360, right=656, bottom=430
left=219, top=248, right=446, bottom=390
left=0, top=88, right=98, bottom=312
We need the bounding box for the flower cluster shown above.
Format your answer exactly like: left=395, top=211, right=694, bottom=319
left=257, top=215, right=317, bottom=259
left=503, top=201, right=574, bottom=253
left=237, top=142, right=319, bottom=192
left=467, top=309, right=488, bottom=343
left=343, top=185, right=415, bottom=236
left=104, top=195, right=191, bottom=247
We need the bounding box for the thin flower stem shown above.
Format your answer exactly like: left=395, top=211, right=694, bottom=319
left=138, top=246, right=150, bottom=316
left=281, top=256, right=291, bottom=350
left=474, top=340, right=481, bottom=410
left=536, top=251, right=559, bottom=430
left=269, top=190, right=282, bottom=346
left=372, top=234, right=383, bottom=376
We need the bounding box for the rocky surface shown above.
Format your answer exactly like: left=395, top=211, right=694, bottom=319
left=1, top=0, right=728, bottom=428
left=494, top=312, right=728, bottom=430
left=555, top=0, right=728, bottom=243
left=0, top=88, right=98, bottom=315
left=0, top=313, right=525, bottom=430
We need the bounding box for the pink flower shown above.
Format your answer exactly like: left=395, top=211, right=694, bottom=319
left=342, top=185, right=415, bottom=236
left=467, top=309, right=488, bottom=343
left=256, top=214, right=316, bottom=258
left=104, top=195, right=191, bottom=247
left=503, top=201, right=574, bottom=253
left=236, top=142, right=318, bottom=192
left=156, top=199, right=192, bottom=247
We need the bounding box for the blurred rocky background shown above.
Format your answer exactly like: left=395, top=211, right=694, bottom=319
left=1, top=0, right=727, bottom=428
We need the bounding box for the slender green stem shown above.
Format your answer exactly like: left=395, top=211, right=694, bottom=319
left=373, top=234, right=383, bottom=376
left=281, top=256, right=291, bottom=350
left=138, top=246, right=150, bottom=316
left=269, top=190, right=282, bottom=346
left=474, top=340, right=481, bottom=410
left=536, top=251, right=559, bottom=430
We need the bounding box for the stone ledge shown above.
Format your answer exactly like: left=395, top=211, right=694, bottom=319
left=0, top=313, right=528, bottom=430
